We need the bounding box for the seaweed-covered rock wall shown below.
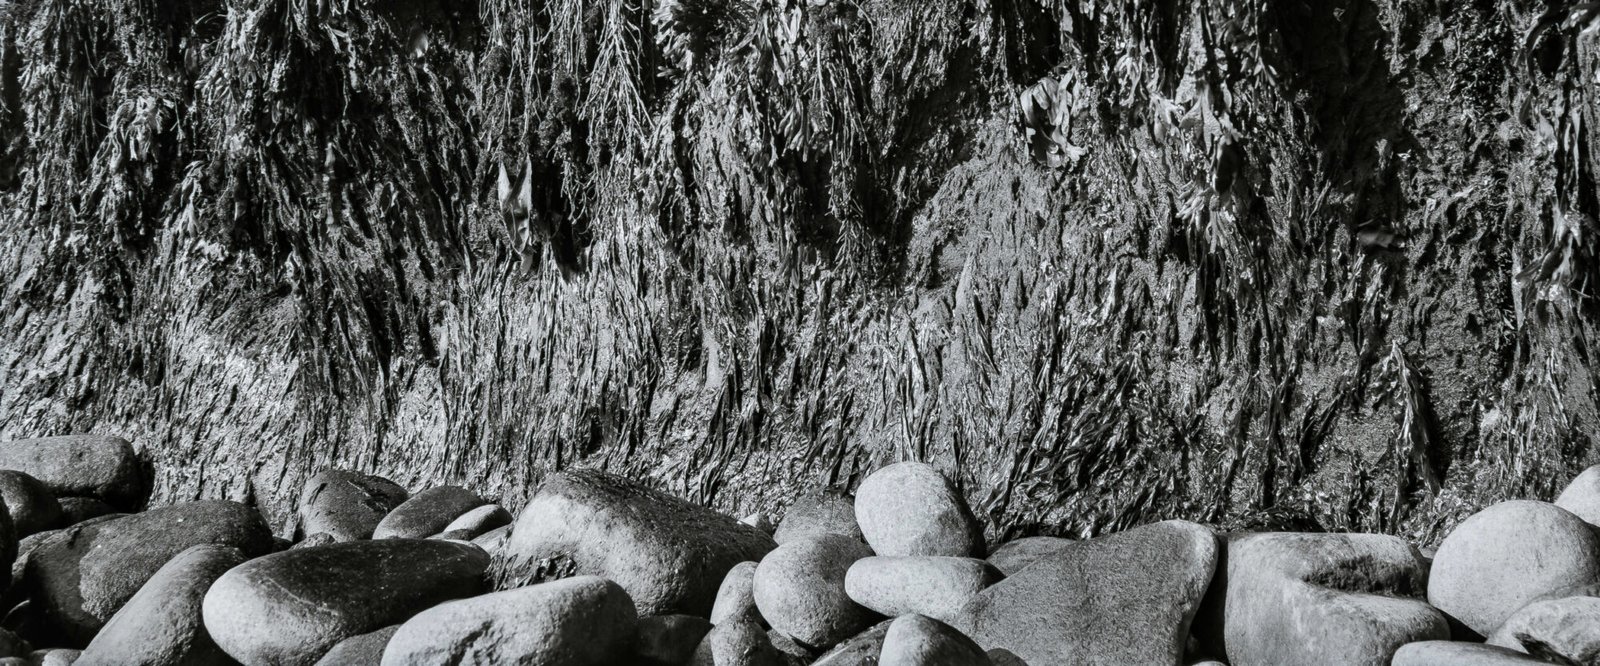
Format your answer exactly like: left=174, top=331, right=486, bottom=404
left=0, top=0, right=1595, bottom=542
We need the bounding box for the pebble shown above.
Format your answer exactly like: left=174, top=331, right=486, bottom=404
left=1427, top=500, right=1600, bottom=635
left=844, top=556, right=1002, bottom=623
left=372, top=486, right=485, bottom=540
left=855, top=462, right=985, bottom=557
left=380, top=576, right=636, bottom=666
left=753, top=534, right=878, bottom=650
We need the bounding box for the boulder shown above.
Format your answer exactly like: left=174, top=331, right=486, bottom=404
left=296, top=470, right=408, bottom=543
left=1427, top=500, right=1600, bottom=635
left=710, top=561, right=759, bottom=626
left=202, top=539, right=488, bottom=666
left=1555, top=464, right=1600, bottom=526
left=1193, top=532, right=1448, bottom=666
left=294, top=532, right=337, bottom=550
left=845, top=556, right=1001, bottom=623
left=54, top=499, right=114, bottom=528
left=1486, top=595, right=1600, bottom=664
left=0, top=435, right=146, bottom=510
left=470, top=525, right=510, bottom=558
left=439, top=504, right=511, bottom=539
left=951, top=520, right=1217, bottom=666
left=753, top=534, right=878, bottom=650
left=502, top=470, right=776, bottom=617
left=1391, top=641, right=1554, bottom=665
left=314, top=626, right=399, bottom=666
left=24, top=500, right=273, bottom=645
left=855, top=463, right=985, bottom=558
left=880, top=614, right=990, bottom=666
left=984, top=649, right=1028, bottom=666
left=76, top=544, right=246, bottom=666
left=0, top=473, right=59, bottom=537
left=810, top=620, right=893, bottom=666
left=30, top=649, right=78, bottom=666
left=774, top=491, right=862, bottom=545
left=986, top=537, right=1073, bottom=576
left=741, top=513, right=776, bottom=535
left=690, top=615, right=789, bottom=666
left=636, top=614, right=713, bottom=666
left=372, top=486, right=484, bottom=540
left=381, top=575, right=635, bottom=666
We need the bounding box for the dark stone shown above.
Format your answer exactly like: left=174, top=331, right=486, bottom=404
left=313, top=625, right=398, bottom=666
left=77, top=543, right=246, bottom=666
left=372, top=486, right=484, bottom=540
left=296, top=470, right=408, bottom=543
left=0, top=436, right=146, bottom=511
left=0, top=473, right=59, bottom=537
left=635, top=614, right=713, bottom=665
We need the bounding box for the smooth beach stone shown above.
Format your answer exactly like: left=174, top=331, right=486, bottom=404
left=314, top=625, right=399, bottom=666
left=952, top=520, right=1217, bottom=666
left=76, top=543, right=246, bottom=666
left=844, top=556, right=1002, bottom=623
left=202, top=539, right=488, bottom=666
left=753, top=534, right=878, bottom=650
left=380, top=576, right=636, bottom=666
left=1486, top=595, right=1600, bottom=664
left=710, top=561, right=759, bottom=626
left=879, top=614, right=990, bottom=666
left=689, top=614, right=789, bottom=666
left=986, top=536, right=1073, bottom=576
left=1555, top=464, right=1600, bottom=526
left=502, top=470, right=775, bottom=617
left=372, top=486, right=485, bottom=540
left=1193, top=532, right=1448, bottom=666
left=0, top=473, right=60, bottom=537
left=855, top=463, right=985, bottom=558
left=1427, top=500, right=1600, bottom=635
left=439, top=504, right=511, bottom=539
left=25, top=500, right=273, bottom=645
left=810, top=620, right=893, bottom=666
left=774, top=490, right=862, bottom=545
left=0, top=435, right=146, bottom=511
left=636, top=614, right=713, bottom=666
left=296, top=470, right=408, bottom=542
left=1391, top=641, right=1554, bottom=665
left=30, top=649, right=79, bottom=666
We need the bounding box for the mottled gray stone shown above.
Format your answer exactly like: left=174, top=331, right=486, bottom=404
left=986, top=537, right=1073, bottom=576
left=710, top=561, right=760, bottom=626
left=879, top=614, right=990, bottom=666
left=636, top=614, right=713, bottom=666
left=314, top=625, right=398, bottom=666
left=77, top=544, right=246, bottom=666
left=0, top=435, right=146, bottom=511
left=855, top=463, right=985, bottom=558
left=845, top=556, right=1001, bottom=623
left=1486, top=595, right=1600, bottom=665
left=296, top=470, right=408, bottom=542
left=0, top=473, right=59, bottom=537
left=1391, top=641, right=1553, bottom=665
left=774, top=490, right=862, bottom=545
left=754, top=534, right=879, bottom=650
left=372, top=486, right=484, bottom=540
left=439, top=504, right=511, bottom=539
left=1428, top=500, right=1600, bottom=635
left=380, top=576, right=635, bottom=666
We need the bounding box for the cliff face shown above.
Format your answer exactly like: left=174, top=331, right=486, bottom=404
left=0, top=0, right=1593, bottom=542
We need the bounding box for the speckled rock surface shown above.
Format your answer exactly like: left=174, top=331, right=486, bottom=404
left=1427, top=501, right=1600, bottom=635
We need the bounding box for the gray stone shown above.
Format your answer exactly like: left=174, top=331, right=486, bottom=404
left=636, top=614, right=713, bottom=665
left=1193, top=532, right=1448, bottom=666
left=710, top=561, right=759, bottom=626
left=439, top=504, right=511, bottom=539
left=313, top=625, right=398, bottom=666
left=1391, top=641, right=1553, bottom=665
left=380, top=576, right=635, bottom=666
left=30, top=649, right=78, bottom=666
left=774, top=491, right=862, bottom=545
left=753, top=534, right=879, bottom=650
left=372, top=486, right=484, bottom=540
left=951, top=520, right=1217, bottom=666
left=1556, top=464, right=1600, bottom=527
left=855, top=463, right=985, bottom=558
left=503, top=470, right=775, bottom=617
left=986, top=537, right=1073, bottom=576
left=810, top=620, right=893, bottom=666
left=294, top=532, right=337, bottom=549
left=879, top=614, right=990, bottom=666
left=690, top=615, right=789, bottom=666
left=202, top=539, right=487, bottom=666
left=76, top=543, right=246, bottom=666
left=1486, top=595, right=1600, bottom=664
left=24, top=500, right=273, bottom=645
left=296, top=470, right=408, bottom=542
left=0, top=435, right=146, bottom=511
left=0, top=473, right=59, bottom=537
left=984, top=649, right=1028, bottom=666
left=845, top=556, right=1001, bottom=623
left=741, top=513, right=776, bottom=535
left=54, top=499, right=114, bottom=528
left=1428, top=500, right=1600, bottom=635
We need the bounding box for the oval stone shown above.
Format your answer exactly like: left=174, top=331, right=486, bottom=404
left=1427, top=501, right=1600, bottom=635
left=381, top=576, right=635, bottom=666
left=855, top=463, right=985, bottom=558
left=753, top=534, right=878, bottom=650
left=76, top=543, right=246, bottom=666
left=372, top=486, right=484, bottom=540
left=0, top=435, right=146, bottom=511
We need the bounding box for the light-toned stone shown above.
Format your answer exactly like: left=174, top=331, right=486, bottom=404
left=380, top=576, right=636, bottom=666
left=690, top=615, right=788, bottom=666
left=296, top=470, right=408, bottom=543
left=1556, top=464, right=1600, bottom=526
left=1391, top=641, right=1553, bottom=665
left=440, top=504, right=511, bottom=539
left=1486, top=595, right=1600, bottom=664
left=855, top=463, right=985, bottom=558
left=373, top=486, right=484, bottom=540
left=754, top=534, right=879, bottom=650
left=710, top=561, right=759, bottom=626
left=879, top=614, right=990, bottom=666
left=775, top=490, right=862, bottom=545
left=1427, top=500, right=1600, bottom=635
left=844, top=556, right=1001, bottom=623
left=986, top=537, right=1072, bottom=576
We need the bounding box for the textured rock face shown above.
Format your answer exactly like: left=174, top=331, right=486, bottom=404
left=503, top=470, right=776, bottom=617
left=753, top=534, right=879, bottom=650
left=855, top=463, right=986, bottom=558
left=372, top=486, right=485, bottom=540
left=0, top=436, right=146, bottom=511
left=297, top=470, right=409, bottom=542
left=1427, top=500, right=1600, bottom=635
left=844, top=556, right=1002, bottom=623
left=202, top=539, right=488, bottom=666
left=76, top=544, right=245, bottom=666
left=380, top=576, right=636, bottom=666
left=24, top=500, right=273, bottom=645
left=774, top=490, right=863, bottom=545
left=1486, top=595, right=1600, bottom=665
left=1193, top=532, right=1449, bottom=666
left=951, top=520, right=1217, bottom=666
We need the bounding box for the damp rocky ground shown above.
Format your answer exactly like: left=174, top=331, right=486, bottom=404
left=0, top=434, right=1593, bottom=665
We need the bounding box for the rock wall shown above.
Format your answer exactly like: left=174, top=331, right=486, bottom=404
left=1, top=0, right=1596, bottom=542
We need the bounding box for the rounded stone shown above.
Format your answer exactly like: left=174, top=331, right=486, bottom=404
left=372, top=486, right=484, bottom=540
left=855, top=462, right=985, bottom=558
left=0, top=472, right=60, bottom=537
left=296, top=470, right=408, bottom=542
left=709, top=561, right=759, bottom=626
left=380, top=576, right=636, bottom=666
left=0, top=628, right=27, bottom=658
left=845, top=556, right=1002, bottom=623
left=470, top=525, right=510, bottom=558
left=635, top=614, right=713, bottom=665
left=313, top=626, right=399, bottom=666
left=1427, top=500, right=1600, bottom=635
left=879, top=614, right=990, bottom=666
left=1486, top=595, right=1600, bottom=664
left=439, top=504, right=511, bottom=539
left=55, top=498, right=115, bottom=528
left=811, top=619, right=894, bottom=666
left=689, top=615, right=788, bottom=666
left=1392, top=641, right=1553, bottom=665
left=202, top=539, right=488, bottom=666
left=986, top=536, right=1073, bottom=576
left=31, top=649, right=79, bottom=666
left=0, top=435, right=147, bottom=511
left=24, top=500, right=273, bottom=645
left=1555, top=464, right=1600, bottom=526
left=76, top=543, right=246, bottom=666
left=753, top=534, right=878, bottom=650
left=774, top=490, right=862, bottom=545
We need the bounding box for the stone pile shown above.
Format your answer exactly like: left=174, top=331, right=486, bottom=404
left=0, top=432, right=1592, bottom=664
